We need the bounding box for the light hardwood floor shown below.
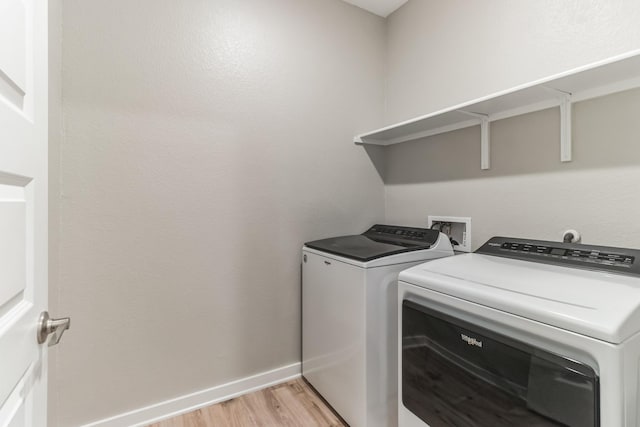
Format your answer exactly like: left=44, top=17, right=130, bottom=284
left=147, top=378, right=348, bottom=427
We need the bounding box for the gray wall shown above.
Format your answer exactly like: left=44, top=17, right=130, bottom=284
left=386, top=0, right=640, bottom=123
left=54, top=1, right=385, bottom=425
left=383, top=0, right=640, bottom=250
left=384, top=90, right=640, bottom=248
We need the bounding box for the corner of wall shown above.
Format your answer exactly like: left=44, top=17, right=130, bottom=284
left=47, top=0, right=63, bottom=425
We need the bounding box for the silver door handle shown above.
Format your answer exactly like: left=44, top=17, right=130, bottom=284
left=37, top=311, right=71, bottom=346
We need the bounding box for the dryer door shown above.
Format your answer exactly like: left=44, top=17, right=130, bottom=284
left=401, top=300, right=599, bottom=427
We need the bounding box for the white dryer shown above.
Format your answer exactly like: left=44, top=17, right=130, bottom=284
left=303, top=225, right=454, bottom=427
left=398, top=236, right=640, bottom=427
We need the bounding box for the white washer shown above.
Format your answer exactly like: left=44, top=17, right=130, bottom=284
left=398, top=236, right=640, bottom=427
left=303, top=225, right=454, bottom=427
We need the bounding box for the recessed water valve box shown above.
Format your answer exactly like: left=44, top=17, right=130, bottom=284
left=427, top=216, right=472, bottom=253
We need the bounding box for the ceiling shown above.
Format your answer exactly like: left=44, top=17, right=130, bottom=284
left=341, top=0, right=408, bottom=18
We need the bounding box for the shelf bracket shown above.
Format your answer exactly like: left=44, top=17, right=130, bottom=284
left=458, top=111, right=490, bottom=170
left=559, top=93, right=572, bottom=162
left=480, top=116, right=490, bottom=170
left=543, top=87, right=572, bottom=163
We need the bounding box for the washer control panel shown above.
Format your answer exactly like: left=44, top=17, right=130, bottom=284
left=478, top=236, right=640, bottom=277
left=365, top=224, right=440, bottom=245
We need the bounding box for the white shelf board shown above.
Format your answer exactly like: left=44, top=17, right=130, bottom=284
left=355, top=49, right=640, bottom=147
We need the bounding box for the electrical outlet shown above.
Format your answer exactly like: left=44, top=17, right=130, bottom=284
left=427, top=216, right=472, bottom=252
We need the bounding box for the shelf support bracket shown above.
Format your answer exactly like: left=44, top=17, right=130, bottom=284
left=543, top=87, right=572, bottom=163
left=559, top=93, right=572, bottom=162
left=480, top=116, right=490, bottom=170
left=458, top=111, right=490, bottom=170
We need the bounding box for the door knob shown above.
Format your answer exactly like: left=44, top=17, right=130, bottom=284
left=37, top=311, right=70, bottom=346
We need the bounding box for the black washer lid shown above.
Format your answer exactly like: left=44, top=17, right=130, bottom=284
left=304, top=224, right=441, bottom=262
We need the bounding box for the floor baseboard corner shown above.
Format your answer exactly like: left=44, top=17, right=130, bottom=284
left=81, top=362, right=302, bottom=427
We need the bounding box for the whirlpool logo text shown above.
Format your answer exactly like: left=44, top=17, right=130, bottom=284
left=461, top=333, right=483, bottom=348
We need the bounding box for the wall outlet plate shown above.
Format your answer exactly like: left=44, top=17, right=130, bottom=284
left=427, top=216, right=472, bottom=252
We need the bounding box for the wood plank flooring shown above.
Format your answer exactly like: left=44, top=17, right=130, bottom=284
left=147, top=378, right=347, bottom=427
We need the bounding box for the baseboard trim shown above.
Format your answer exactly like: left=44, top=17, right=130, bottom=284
left=81, top=362, right=302, bottom=427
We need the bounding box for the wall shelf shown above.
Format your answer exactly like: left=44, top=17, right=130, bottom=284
left=354, top=50, right=640, bottom=170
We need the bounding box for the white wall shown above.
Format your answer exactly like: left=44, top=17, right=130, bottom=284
left=386, top=0, right=640, bottom=123
left=383, top=0, right=640, bottom=249
left=55, top=1, right=385, bottom=425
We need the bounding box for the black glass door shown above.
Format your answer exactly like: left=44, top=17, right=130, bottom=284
left=402, top=300, right=599, bottom=427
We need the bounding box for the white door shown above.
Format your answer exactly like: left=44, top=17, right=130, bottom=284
left=0, top=0, right=51, bottom=425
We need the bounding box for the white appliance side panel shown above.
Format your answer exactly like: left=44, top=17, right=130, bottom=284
left=364, top=261, right=427, bottom=427
left=302, top=250, right=366, bottom=427
left=398, top=282, right=625, bottom=427
left=621, top=331, right=640, bottom=426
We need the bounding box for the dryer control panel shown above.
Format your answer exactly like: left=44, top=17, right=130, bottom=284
left=478, top=236, right=640, bottom=277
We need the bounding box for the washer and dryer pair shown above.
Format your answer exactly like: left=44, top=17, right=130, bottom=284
left=304, top=226, right=640, bottom=427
